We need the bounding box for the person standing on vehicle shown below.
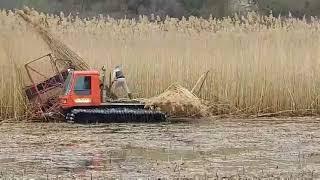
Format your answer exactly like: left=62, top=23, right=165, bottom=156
left=111, top=65, right=132, bottom=99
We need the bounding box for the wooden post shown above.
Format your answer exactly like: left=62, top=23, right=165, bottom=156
left=191, top=71, right=209, bottom=95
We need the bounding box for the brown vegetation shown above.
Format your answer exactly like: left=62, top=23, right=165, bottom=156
left=145, top=84, right=211, bottom=118
left=1, top=9, right=320, bottom=120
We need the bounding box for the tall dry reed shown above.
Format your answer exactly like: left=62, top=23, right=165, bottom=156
left=1, top=9, right=320, bottom=119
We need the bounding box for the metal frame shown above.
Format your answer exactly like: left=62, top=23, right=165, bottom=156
left=24, top=53, right=72, bottom=120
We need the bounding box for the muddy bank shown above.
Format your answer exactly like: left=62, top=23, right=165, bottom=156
left=0, top=118, right=320, bottom=179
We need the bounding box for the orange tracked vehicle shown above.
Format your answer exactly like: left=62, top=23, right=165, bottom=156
left=24, top=54, right=166, bottom=123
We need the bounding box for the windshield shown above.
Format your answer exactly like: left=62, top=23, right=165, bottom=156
left=64, top=71, right=73, bottom=95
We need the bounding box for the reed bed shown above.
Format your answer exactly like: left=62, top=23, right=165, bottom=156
left=1, top=9, right=320, bottom=119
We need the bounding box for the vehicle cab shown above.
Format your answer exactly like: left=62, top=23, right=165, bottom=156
left=60, top=70, right=101, bottom=109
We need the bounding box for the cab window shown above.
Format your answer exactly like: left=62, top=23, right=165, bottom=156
left=74, top=76, right=91, bottom=95
left=64, top=72, right=73, bottom=95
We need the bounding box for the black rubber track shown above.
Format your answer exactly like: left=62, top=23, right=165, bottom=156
left=66, top=108, right=166, bottom=123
